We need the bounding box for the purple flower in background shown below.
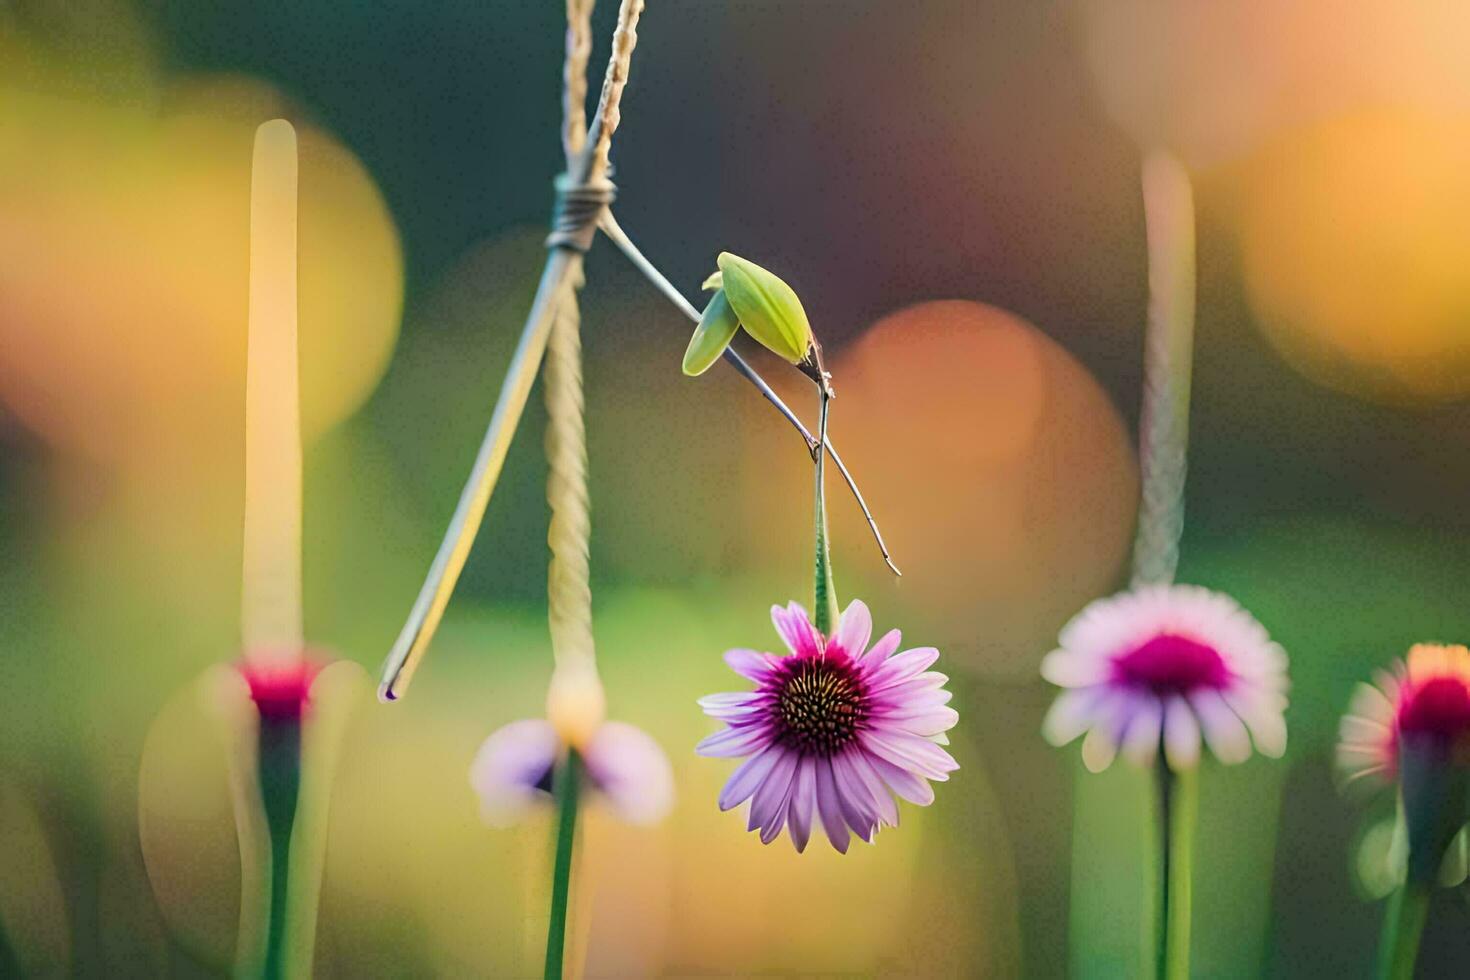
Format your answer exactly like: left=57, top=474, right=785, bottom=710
left=697, top=599, right=958, bottom=853
left=1041, top=584, right=1289, bottom=771
left=470, top=717, right=674, bottom=827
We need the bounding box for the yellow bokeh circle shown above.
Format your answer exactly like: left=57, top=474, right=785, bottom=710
left=1238, top=111, right=1470, bottom=404
left=0, top=75, right=402, bottom=462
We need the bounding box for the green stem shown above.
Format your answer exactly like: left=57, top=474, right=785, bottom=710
left=1157, top=762, right=1196, bottom=980
left=544, top=750, right=582, bottom=980
left=1376, top=883, right=1429, bottom=980
left=812, top=389, right=838, bottom=636
left=257, top=716, right=302, bottom=980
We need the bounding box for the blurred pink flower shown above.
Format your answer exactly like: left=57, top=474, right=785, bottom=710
left=237, top=656, right=325, bottom=721
left=1041, top=585, right=1289, bottom=771
left=1338, top=644, right=1470, bottom=789
left=469, top=717, right=674, bottom=827
left=697, top=599, right=958, bottom=853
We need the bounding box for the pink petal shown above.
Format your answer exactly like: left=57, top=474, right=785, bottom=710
left=771, top=603, right=822, bottom=657
left=1040, top=650, right=1110, bottom=687
left=862, top=731, right=959, bottom=781
left=582, top=721, right=674, bottom=825
left=827, top=754, right=877, bottom=842
left=748, top=749, right=798, bottom=832
left=1222, top=686, right=1288, bottom=758
left=859, top=629, right=903, bottom=664
left=815, top=758, right=851, bottom=853
left=1119, top=698, right=1163, bottom=767
left=788, top=757, right=816, bottom=852
left=760, top=785, right=794, bottom=845
left=865, top=647, right=942, bottom=687
left=867, top=752, right=935, bottom=806
left=1042, top=687, right=1103, bottom=747
left=874, top=705, right=960, bottom=737
left=468, top=719, right=560, bottom=827
left=724, top=648, right=778, bottom=682
left=1163, top=696, right=1201, bottom=769
left=698, top=692, right=769, bottom=721
left=696, top=724, right=772, bottom=758
left=1188, top=688, right=1251, bottom=765
left=841, top=748, right=900, bottom=827
left=719, top=745, right=781, bottom=811
left=832, top=600, right=873, bottom=660
left=1081, top=725, right=1118, bottom=772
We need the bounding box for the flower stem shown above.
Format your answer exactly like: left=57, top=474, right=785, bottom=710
left=1156, top=761, right=1196, bottom=980
left=257, top=716, right=303, bottom=980
left=812, top=388, right=839, bottom=636
left=1376, top=883, right=1429, bottom=980
left=544, top=751, right=582, bottom=980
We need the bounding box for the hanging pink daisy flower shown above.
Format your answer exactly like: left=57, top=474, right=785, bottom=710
left=1337, top=643, right=1470, bottom=789
left=1040, top=584, right=1289, bottom=771
left=697, top=599, right=959, bottom=853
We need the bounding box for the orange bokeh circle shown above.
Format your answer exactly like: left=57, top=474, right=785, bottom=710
left=740, top=300, right=1137, bottom=679
left=0, top=76, right=402, bottom=463
left=1238, top=111, right=1470, bottom=405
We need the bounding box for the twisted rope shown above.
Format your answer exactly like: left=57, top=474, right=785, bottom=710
left=1130, top=150, right=1197, bottom=588
left=586, top=0, right=644, bottom=180
left=545, top=269, right=596, bottom=667
left=562, top=0, right=596, bottom=162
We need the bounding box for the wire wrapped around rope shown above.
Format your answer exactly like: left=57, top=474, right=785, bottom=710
left=546, top=174, right=616, bottom=253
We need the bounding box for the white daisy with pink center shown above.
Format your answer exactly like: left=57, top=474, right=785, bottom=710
left=1041, top=584, right=1289, bottom=771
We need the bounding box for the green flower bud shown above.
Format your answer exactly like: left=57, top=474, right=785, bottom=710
left=716, top=252, right=812, bottom=365
left=682, top=288, right=740, bottom=376
left=701, top=270, right=723, bottom=291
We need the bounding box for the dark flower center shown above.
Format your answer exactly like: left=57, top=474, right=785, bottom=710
left=1399, top=677, right=1470, bottom=739
left=774, top=656, right=867, bottom=756
left=1112, top=632, right=1229, bottom=695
